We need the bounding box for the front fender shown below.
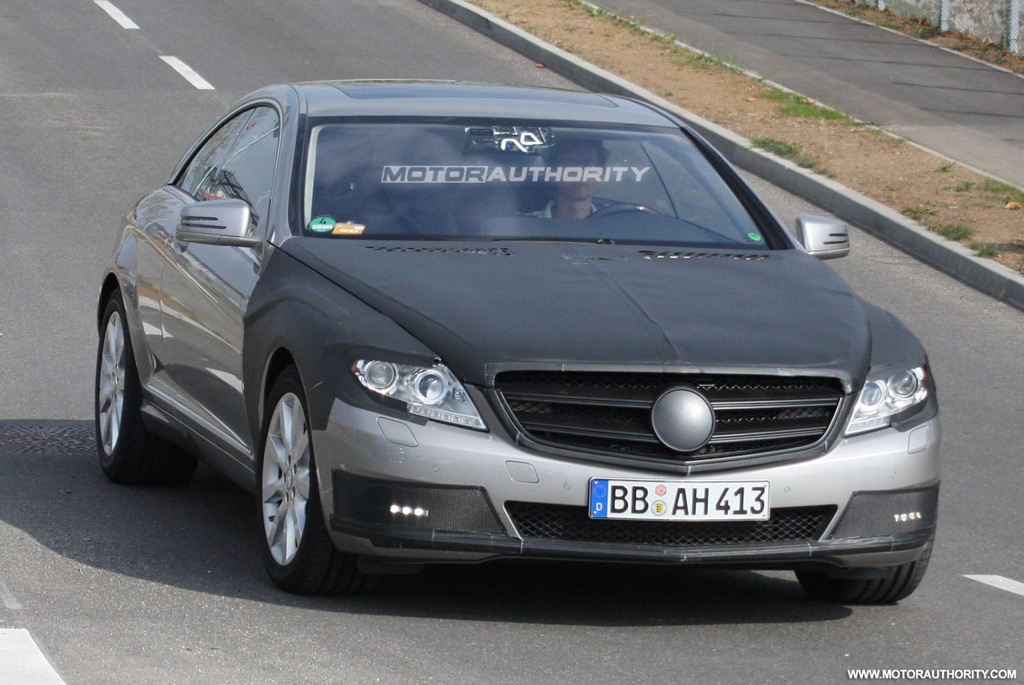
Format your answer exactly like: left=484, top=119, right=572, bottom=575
left=242, top=245, right=437, bottom=449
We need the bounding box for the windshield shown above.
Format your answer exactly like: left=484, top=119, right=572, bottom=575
left=302, top=121, right=771, bottom=248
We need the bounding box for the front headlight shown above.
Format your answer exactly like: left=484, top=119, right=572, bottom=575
left=352, top=360, right=486, bottom=430
left=845, top=366, right=928, bottom=436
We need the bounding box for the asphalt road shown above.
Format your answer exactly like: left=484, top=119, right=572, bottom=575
left=590, top=0, right=1024, bottom=186
left=0, top=0, right=1022, bottom=682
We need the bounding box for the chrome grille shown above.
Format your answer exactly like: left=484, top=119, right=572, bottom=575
left=494, top=372, right=844, bottom=464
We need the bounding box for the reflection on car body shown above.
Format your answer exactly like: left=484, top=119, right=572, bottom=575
left=95, top=81, right=939, bottom=603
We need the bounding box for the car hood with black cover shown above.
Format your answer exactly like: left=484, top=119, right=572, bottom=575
left=283, top=239, right=882, bottom=389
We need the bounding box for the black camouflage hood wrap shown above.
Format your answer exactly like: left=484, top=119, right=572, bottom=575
left=281, top=239, right=924, bottom=391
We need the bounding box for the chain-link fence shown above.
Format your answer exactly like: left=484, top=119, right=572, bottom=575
left=859, top=0, right=1022, bottom=54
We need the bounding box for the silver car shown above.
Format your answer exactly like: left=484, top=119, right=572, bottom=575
left=95, top=81, right=939, bottom=603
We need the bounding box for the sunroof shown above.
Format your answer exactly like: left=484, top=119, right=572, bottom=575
left=334, top=82, right=614, bottom=107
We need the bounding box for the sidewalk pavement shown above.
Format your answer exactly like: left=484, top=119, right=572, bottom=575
left=591, top=0, right=1024, bottom=188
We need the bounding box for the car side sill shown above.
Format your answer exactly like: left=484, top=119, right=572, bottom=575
left=145, top=383, right=253, bottom=457
left=140, top=396, right=256, bottom=493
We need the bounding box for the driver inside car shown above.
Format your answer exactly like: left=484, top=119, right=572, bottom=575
left=526, top=138, right=610, bottom=219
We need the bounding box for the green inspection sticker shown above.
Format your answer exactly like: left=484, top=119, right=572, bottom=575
left=308, top=216, right=336, bottom=233
left=747, top=232, right=763, bottom=242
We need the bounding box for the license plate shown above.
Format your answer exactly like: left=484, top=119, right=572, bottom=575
left=589, top=479, right=770, bottom=521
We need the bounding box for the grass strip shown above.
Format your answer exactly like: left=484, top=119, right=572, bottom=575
left=753, top=138, right=823, bottom=171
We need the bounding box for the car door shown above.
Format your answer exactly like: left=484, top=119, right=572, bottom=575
left=130, top=190, right=183, bottom=385
left=159, top=105, right=281, bottom=461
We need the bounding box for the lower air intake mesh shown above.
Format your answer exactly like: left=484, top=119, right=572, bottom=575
left=506, top=502, right=835, bottom=547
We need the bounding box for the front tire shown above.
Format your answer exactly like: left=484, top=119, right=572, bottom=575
left=796, top=539, right=933, bottom=604
left=95, top=292, right=197, bottom=485
left=256, top=366, right=371, bottom=594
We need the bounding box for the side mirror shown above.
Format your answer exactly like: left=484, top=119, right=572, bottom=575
left=795, top=214, right=850, bottom=260
left=178, top=199, right=260, bottom=248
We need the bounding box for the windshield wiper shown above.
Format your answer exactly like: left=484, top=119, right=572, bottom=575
left=491, top=237, right=618, bottom=245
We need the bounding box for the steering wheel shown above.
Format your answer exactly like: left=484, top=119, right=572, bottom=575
left=587, top=203, right=661, bottom=219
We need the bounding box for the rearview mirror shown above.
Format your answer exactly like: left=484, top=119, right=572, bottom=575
left=178, top=199, right=259, bottom=248
left=795, top=214, right=850, bottom=260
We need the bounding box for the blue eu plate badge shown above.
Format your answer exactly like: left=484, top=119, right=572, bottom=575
left=590, top=479, right=610, bottom=518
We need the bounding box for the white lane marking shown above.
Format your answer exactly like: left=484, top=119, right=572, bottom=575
left=0, top=630, right=66, bottom=685
left=159, top=56, right=215, bottom=90
left=965, top=575, right=1024, bottom=598
left=93, top=0, right=139, bottom=29
left=0, top=577, right=22, bottom=610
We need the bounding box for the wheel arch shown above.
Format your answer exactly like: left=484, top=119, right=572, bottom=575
left=97, top=273, right=122, bottom=331
left=256, top=346, right=306, bottom=446
left=263, top=348, right=299, bottom=409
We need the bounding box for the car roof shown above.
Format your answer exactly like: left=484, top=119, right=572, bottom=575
left=259, top=81, right=678, bottom=127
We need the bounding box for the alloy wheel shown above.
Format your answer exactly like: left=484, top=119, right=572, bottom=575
left=261, top=392, right=312, bottom=566
left=97, top=311, right=127, bottom=456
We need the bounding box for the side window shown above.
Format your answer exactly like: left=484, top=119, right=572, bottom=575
left=208, top=107, right=281, bottom=236
left=176, top=107, right=281, bottom=237
left=177, top=112, right=250, bottom=198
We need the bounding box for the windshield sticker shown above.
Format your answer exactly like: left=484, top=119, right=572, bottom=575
left=747, top=232, right=763, bottom=242
left=308, top=216, right=336, bottom=233
left=465, top=126, right=552, bottom=154
left=381, top=165, right=650, bottom=184
left=500, top=130, right=544, bottom=153
left=332, top=223, right=366, bottom=236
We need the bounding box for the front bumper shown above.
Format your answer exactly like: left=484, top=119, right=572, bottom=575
left=315, top=398, right=940, bottom=570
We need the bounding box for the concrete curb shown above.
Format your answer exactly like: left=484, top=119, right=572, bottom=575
left=418, top=0, right=1024, bottom=312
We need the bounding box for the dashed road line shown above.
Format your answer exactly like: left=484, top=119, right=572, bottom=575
left=965, top=575, right=1024, bottom=598
left=93, top=0, right=139, bottom=29
left=0, top=578, right=21, bottom=611
left=0, top=630, right=65, bottom=685
left=159, top=56, right=215, bottom=90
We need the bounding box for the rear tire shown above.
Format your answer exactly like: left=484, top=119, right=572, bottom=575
left=796, top=539, right=933, bottom=604
left=256, top=366, right=372, bottom=594
left=95, top=292, right=197, bottom=486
